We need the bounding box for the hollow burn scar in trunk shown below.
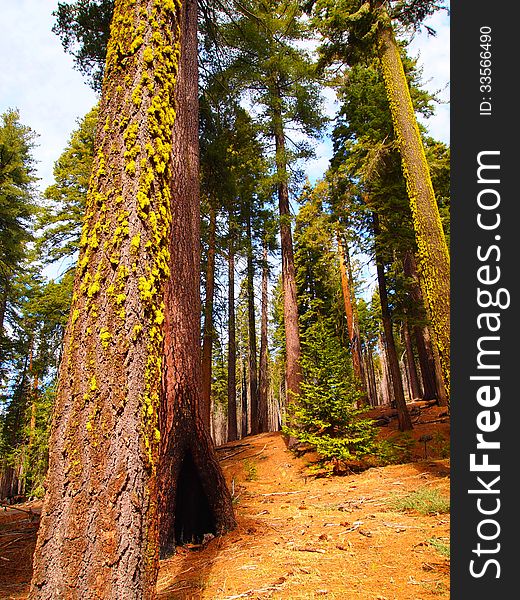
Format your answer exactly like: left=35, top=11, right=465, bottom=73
left=173, top=450, right=216, bottom=546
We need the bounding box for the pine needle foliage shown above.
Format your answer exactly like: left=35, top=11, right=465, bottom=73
left=284, top=315, right=375, bottom=461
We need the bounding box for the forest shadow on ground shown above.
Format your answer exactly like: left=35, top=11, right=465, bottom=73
left=157, top=541, right=222, bottom=599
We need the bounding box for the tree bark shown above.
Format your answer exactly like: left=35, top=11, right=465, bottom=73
left=272, top=90, right=302, bottom=409
left=337, top=235, right=366, bottom=396
left=246, top=214, right=260, bottom=435
left=0, top=281, right=8, bottom=371
left=241, top=360, right=248, bottom=437
left=227, top=236, right=238, bottom=442
left=373, top=214, right=412, bottom=432
left=402, top=251, right=444, bottom=404
left=258, top=240, right=269, bottom=433
left=30, top=2, right=183, bottom=596
left=157, top=0, right=235, bottom=558
left=403, top=321, right=421, bottom=401
left=201, top=205, right=217, bottom=429
left=378, top=333, right=391, bottom=406
left=377, top=17, right=450, bottom=401
left=363, top=347, right=378, bottom=406
left=414, top=323, right=437, bottom=400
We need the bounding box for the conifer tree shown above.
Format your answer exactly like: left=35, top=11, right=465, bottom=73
left=215, top=0, right=325, bottom=411
left=0, top=110, right=38, bottom=373
left=309, top=0, right=450, bottom=399
left=30, top=1, right=235, bottom=596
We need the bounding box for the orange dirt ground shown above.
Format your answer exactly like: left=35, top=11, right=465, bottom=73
left=0, top=405, right=449, bottom=599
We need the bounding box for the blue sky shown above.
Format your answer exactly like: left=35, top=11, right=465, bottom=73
left=0, top=1, right=449, bottom=195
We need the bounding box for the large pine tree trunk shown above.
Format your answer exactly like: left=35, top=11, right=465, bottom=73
left=157, top=0, right=235, bottom=558
left=30, top=2, right=183, bottom=596
left=374, top=215, right=412, bottom=432
left=402, top=251, right=445, bottom=404
left=377, top=17, right=450, bottom=401
left=272, top=94, right=302, bottom=411
left=227, top=238, right=238, bottom=442
left=258, top=240, right=269, bottom=433
left=201, top=205, right=217, bottom=429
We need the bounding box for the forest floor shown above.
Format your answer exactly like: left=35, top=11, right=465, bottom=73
left=0, top=404, right=449, bottom=600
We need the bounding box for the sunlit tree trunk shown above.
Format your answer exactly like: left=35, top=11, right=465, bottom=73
left=374, top=214, right=412, bottom=431
left=227, top=234, right=238, bottom=442
left=201, top=205, right=217, bottom=429
left=337, top=235, right=365, bottom=398
left=30, top=1, right=183, bottom=596
left=272, top=86, right=302, bottom=408
left=403, top=321, right=421, bottom=401
left=246, top=214, right=260, bottom=434
left=258, top=240, right=270, bottom=433
left=377, top=14, right=450, bottom=401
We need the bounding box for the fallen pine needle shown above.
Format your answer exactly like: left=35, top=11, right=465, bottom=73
left=294, top=547, right=326, bottom=554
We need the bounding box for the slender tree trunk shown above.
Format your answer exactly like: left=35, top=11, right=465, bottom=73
left=201, top=205, right=217, bottom=429
left=373, top=214, right=412, bottom=431
left=378, top=334, right=391, bottom=406
left=241, top=360, right=248, bottom=437
left=0, top=283, right=7, bottom=336
left=30, top=2, right=183, bottom=596
left=272, top=90, right=302, bottom=407
left=403, top=321, right=421, bottom=401
left=365, top=348, right=379, bottom=406
left=337, top=235, right=366, bottom=396
left=431, top=338, right=449, bottom=407
left=377, top=16, right=450, bottom=401
left=414, top=324, right=437, bottom=400
left=227, top=239, right=238, bottom=442
left=0, top=282, right=8, bottom=370
left=158, top=0, right=235, bottom=558
left=258, top=240, right=269, bottom=433
left=246, top=215, right=260, bottom=435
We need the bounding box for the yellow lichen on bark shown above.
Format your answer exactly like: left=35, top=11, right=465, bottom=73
left=378, top=23, right=451, bottom=402
left=29, top=0, right=184, bottom=597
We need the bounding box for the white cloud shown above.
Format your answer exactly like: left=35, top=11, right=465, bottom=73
left=0, top=0, right=98, bottom=193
